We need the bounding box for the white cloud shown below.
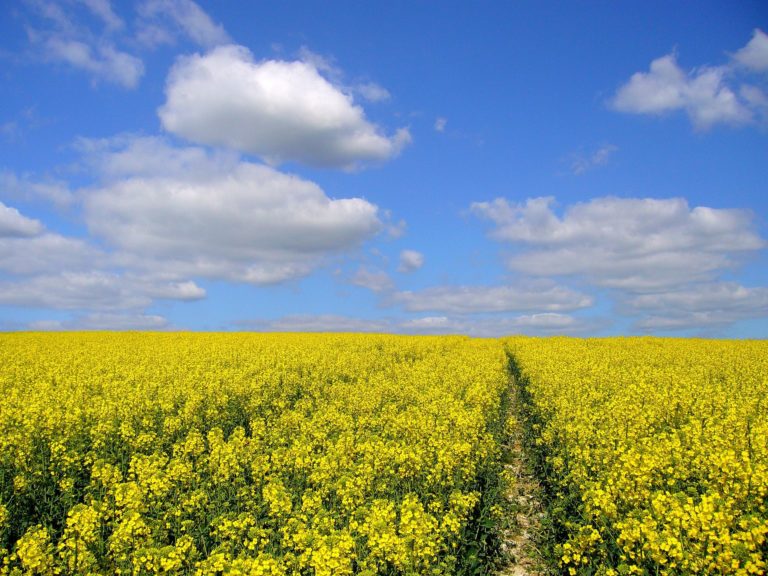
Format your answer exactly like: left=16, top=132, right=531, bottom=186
left=399, top=313, right=584, bottom=337
left=75, top=134, right=240, bottom=179
left=137, top=0, right=230, bottom=48
left=82, top=137, right=382, bottom=284
left=472, top=196, right=765, bottom=291
left=612, top=30, right=768, bottom=130
left=612, top=54, right=750, bottom=129
left=354, top=82, right=391, bottom=103
left=240, top=312, right=589, bottom=337
left=733, top=29, right=768, bottom=72
left=392, top=282, right=592, bottom=314
left=570, top=144, right=618, bottom=175
left=27, top=313, right=171, bottom=331
left=0, top=272, right=204, bottom=310
left=0, top=233, right=103, bottom=275
left=350, top=267, right=394, bottom=292
left=398, top=249, right=424, bottom=273
left=41, top=36, right=144, bottom=88
left=0, top=201, right=44, bottom=237
left=158, top=45, right=411, bottom=168
left=76, top=313, right=170, bottom=330
left=246, top=314, right=390, bottom=333
left=629, top=282, right=768, bottom=330
left=434, top=117, right=447, bottom=132
left=0, top=199, right=206, bottom=312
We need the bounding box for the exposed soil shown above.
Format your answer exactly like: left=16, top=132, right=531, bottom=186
left=496, top=376, right=550, bottom=576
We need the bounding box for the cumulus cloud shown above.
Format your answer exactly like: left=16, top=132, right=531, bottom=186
left=612, top=54, right=750, bottom=129
left=136, top=0, right=230, bottom=48
left=0, top=198, right=206, bottom=313
left=629, top=282, right=768, bottom=330
left=0, top=201, right=44, bottom=237
left=732, top=29, right=768, bottom=72
left=611, top=30, right=768, bottom=130
left=158, top=45, right=411, bottom=168
left=82, top=137, right=383, bottom=284
left=472, top=196, right=765, bottom=291
left=75, top=134, right=240, bottom=179
left=392, top=282, right=592, bottom=314
left=434, top=117, right=447, bottom=132
left=398, top=249, right=424, bottom=273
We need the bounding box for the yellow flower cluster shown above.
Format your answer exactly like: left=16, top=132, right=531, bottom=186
left=0, top=333, right=509, bottom=574
left=505, top=337, right=768, bottom=576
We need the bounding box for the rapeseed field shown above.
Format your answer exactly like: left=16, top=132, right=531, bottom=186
left=0, top=333, right=509, bottom=575
left=505, top=337, right=768, bottom=576
left=1, top=333, right=767, bottom=575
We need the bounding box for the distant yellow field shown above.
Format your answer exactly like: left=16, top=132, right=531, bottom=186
left=505, top=337, right=768, bottom=576
left=0, top=333, right=508, bottom=575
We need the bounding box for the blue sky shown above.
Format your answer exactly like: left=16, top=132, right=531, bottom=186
left=1, top=1, right=767, bottom=336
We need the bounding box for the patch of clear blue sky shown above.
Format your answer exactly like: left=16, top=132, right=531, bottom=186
left=1, top=1, right=767, bottom=335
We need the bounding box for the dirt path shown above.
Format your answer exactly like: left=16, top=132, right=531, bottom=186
left=496, top=374, right=550, bottom=576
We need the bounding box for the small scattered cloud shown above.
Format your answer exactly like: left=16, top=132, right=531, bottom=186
left=569, top=144, right=618, bottom=175
left=354, top=82, right=391, bottom=103
left=472, top=196, right=764, bottom=291
left=21, top=0, right=229, bottom=88
left=39, top=35, right=144, bottom=88
left=243, top=314, right=390, bottom=333
left=350, top=267, right=394, bottom=293
left=136, top=0, right=231, bottom=48
left=398, top=249, right=424, bottom=273
left=0, top=272, right=204, bottom=310
left=158, top=45, right=411, bottom=168
left=239, top=312, right=592, bottom=337
left=434, top=117, right=447, bottom=132
left=392, top=282, right=592, bottom=314
left=29, top=313, right=171, bottom=331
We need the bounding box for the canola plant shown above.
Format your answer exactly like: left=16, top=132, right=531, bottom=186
left=505, top=337, right=768, bottom=576
left=0, top=333, right=509, bottom=575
